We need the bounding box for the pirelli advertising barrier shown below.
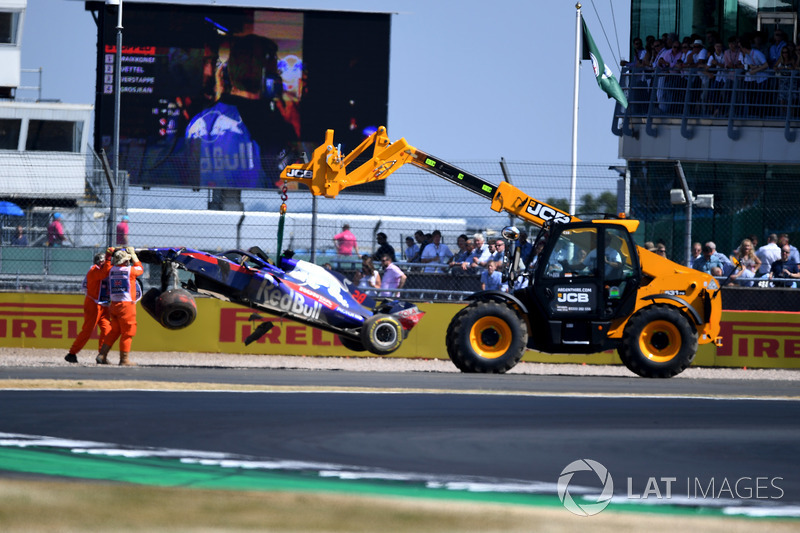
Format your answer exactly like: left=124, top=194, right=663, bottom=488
left=1, top=293, right=799, bottom=369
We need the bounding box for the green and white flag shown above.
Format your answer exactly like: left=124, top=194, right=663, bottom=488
left=581, top=18, right=628, bottom=109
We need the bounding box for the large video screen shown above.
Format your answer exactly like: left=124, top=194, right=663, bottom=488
left=93, top=2, right=390, bottom=192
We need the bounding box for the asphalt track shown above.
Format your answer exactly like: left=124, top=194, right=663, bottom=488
left=1, top=365, right=799, bottom=517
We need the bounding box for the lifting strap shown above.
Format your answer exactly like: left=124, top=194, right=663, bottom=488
left=276, top=183, right=289, bottom=263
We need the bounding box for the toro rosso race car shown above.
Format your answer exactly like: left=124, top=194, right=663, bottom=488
left=136, top=247, right=424, bottom=354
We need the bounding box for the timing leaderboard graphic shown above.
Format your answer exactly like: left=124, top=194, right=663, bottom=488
left=93, top=2, right=390, bottom=193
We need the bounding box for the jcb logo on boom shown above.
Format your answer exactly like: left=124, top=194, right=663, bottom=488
left=558, top=293, right=589, bottom=303
left=286, top=168, right=313, bottom=179
left=526, top=201, right=572, bottom=224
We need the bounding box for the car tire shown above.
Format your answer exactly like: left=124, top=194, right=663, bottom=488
left=445, top=301, right=527, bottom=373
left=360, top=314, right=403, bottom=355
left=154, top=288, right=197, bottom=330
left=619, top=305, right=698, bottom=378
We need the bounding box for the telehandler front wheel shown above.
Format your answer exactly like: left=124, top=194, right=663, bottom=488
left=619, top=305, right=698, bottom=378
left=445, top=301, right=527, bottom=373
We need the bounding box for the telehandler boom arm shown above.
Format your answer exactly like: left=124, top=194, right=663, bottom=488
left=280, top=127, right=638, bottom=233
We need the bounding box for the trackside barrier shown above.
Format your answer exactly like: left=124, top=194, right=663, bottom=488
left=1, top=293, right=799, bottom=369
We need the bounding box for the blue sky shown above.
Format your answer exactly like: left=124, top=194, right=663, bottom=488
left=20, top=0, right=631, bottom=165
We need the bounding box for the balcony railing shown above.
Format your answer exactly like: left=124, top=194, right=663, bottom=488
left=613, top=67, right=800, bottom=142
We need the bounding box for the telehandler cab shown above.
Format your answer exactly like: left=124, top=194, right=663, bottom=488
left=280, top=127, right=723, bottom=377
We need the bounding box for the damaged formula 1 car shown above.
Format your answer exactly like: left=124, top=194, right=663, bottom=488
left=136, top=247, right=424, bottom=354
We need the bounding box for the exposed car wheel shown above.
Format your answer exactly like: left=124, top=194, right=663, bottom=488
left=619, top=305, right=698, bottom=378
left=360, top=314, right=403, bottom=355
left=154, top=288, right=197, bottom=330
left=338, top=335, right=366, bottom=352
left=445, top=301, right=527, bottom=373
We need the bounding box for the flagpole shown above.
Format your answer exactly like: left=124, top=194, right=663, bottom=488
left=570, top=3, right=581, bottom=215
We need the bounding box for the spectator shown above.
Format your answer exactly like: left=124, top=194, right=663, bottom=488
left=729, top=238, right=761, bottom=286
left=116, top=215, right=130, bottom=246
left=778, top=234, right=800, bottom=264
left=454, top=237, right=476, bottom=274
left=96, top=247, right=144, bottom=366
left=756, top=233, right=781, bottom=275
left=768, top=29, right=787, bottom=67
left=403, top=236, right=419, bottom=262
left=420, top=229, right=453, bottom=273
left=333, top=223, right=358, bottom=267
left=689, top=241, right=702, bottom=267
left=64, top=251, right=113, bottom=364
left=692, top=241, right=733, bottom=275
left=449, top=234, right=470, bottom=270
left=736, top=36, right=768, bottom=117
left=656, top=40, right=684, bottom=113
left=47, top=212, right=67, bottom=247
left=10, top=225, right=28, bottom=246
left=705, top=41, right=729, bottom=116
left=461, top=232, right=491, bottom=271
left=621, top=36, right=646, bottom=67
left=480, top=261, right=503, bottom=291
left=408, top=229, right=429, bottom=264
left=379, top=254, right=406, bottom=297
left=486, top=240, right=496, bottom=260
left=769, top=245, right=800, bottom=287
left=372, top=232, right=396, bottom=263
left=688, top=39, right=709, bottom=66
left=723, top=35, right=740, bottom=70
left=490, top=238, right=506, bottom=263
left=360, top=255, right=381, bottom=289
left=651, top=39, right=666, bottom=65
left=774, top=47, right=797, bottom=109
left=655, top=243, right=667, bottom=257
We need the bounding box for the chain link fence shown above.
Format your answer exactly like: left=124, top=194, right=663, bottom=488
left=627, top=160, right=800, bottom=264
left=1, top=149, right=796, bottom=303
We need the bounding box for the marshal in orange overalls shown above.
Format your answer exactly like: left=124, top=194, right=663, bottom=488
left=97, top=248, right=143, bottom=366
left=65, top=253, right=112, bottom=364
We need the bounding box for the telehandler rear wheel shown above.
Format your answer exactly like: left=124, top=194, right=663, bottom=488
left=446, top=301, right=527, bottom=373
left=619, top=305, right=698, bottom=378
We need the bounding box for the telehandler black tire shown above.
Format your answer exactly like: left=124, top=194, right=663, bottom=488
left=445, top=301, right=527, bottom=373
left=360, top=314, right=403, bottom=355
left=619, top=305, right=698, bottom=378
